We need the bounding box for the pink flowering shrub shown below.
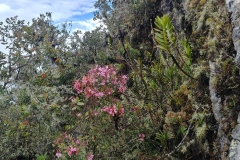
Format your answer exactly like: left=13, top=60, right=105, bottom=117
left=68, top=64, right=154, bottom=158
left=73, top=65, right=128, bottom=120
left=73, top=65, right=128, bottom=99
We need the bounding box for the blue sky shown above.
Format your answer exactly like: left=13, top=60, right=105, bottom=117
left=0, top=0, right=104, bottom=53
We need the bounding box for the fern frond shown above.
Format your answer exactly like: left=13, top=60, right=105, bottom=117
left=154, top=15, right=195, bottom=80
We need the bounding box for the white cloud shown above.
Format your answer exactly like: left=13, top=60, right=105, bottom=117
left=0, top=3, right=11, bottom=12
left=73, top=19, right=106, bottom=31
left=71, top=19, right=107, bottom=40
left=0, top=0, right=97, bottom=22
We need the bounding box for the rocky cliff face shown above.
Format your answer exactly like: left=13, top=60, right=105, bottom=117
left=226, top=1, right=240, bottom=159
left=227, top=0, right=240, bottom=66
left=159, top=0, right=240, bottom=159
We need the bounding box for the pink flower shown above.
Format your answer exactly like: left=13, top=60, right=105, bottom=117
left=105, top=87, right=113, bottom=95
left=118, top=85, right=127, bottom=93
left=82, top=76, right=88, bottom=85
left=139, top=134, right=145, bottom=141
left=67, top=145, right=78, bottom=156
left=112, top=77, right=118, bottom=85
left=71, top=96, right=76, bottom=102
left=89, top=65, right=98, bottom=74
left=73, top=80, right=83, bottom=94
left=94, top=92, right=104, bottom=98
left=108, top=105, right=117, bottom=116
left=93, top=110, right=99, bottom=116
left=87, top=154, right=94, bottom=160
left=99, top=69, right=106, bottom=77
left=82, top=75, right=95, bottom=85
left=56, top=150, right=62, bottom=158
left=121, top=75, right=128, bottom=84
left=101, top=105, right=125, bottom=117
left=100, top=80, right=106, bottom=86
left=101, top=105, right=117, bottom=116
left=100, top=106, right=109, bottom=113
left=84, top=87, right=96, bottom=98
left=75, top=139, right=81, bottom=145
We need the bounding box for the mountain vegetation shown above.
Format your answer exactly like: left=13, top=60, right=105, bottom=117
left=0, top=0, right=238, bottom=159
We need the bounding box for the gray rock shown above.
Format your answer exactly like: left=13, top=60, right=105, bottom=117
left=232, top=124, right=240, bottom=140
left=209, top=61, right=222, bottom=122
left=226, top=0, right=240, bottom=66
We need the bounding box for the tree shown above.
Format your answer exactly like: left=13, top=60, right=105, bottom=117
left=0, top=12, right=73, bottom=89
left=94, top=0, right=159, bottom=53
left=75, top=27, right=107, bottom=66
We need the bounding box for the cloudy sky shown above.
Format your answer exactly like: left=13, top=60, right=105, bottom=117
left=0, top=0, right=103, bottom=53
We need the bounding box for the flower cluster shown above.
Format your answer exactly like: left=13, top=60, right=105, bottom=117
left=101, top=105, right=116, bottom=116
left=56, top=150, right=62, bottom=158
left=101, top=105, right=124, bottom=117
left=67, top=145, right=78, bottom=156
left=54, top=133, right=93, bottom=159
left=73, top=65, right=128, bottom=98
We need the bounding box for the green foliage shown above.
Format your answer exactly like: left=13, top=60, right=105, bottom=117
left=154, top=15, right=176, bottom=51
left=76, top=28, right=108, bottom=65
left=0, top=12, right=75, bottom=90
left=154, top=14, right=194, bottom=79
left=36, top=153, right=47, bottom=160
left=18, top=89, right=31, bottom=105
left=0, top=86, right=67, bottom=159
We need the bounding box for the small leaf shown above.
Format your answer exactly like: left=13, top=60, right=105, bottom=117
left=72, top=106, right=77, bottom=110
left=77, top=102, right=84, bottom=106
left=157, top=45, right=167, bottom=51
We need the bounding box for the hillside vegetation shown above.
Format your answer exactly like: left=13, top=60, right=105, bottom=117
left=0, top=0, right=238, bottom=159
